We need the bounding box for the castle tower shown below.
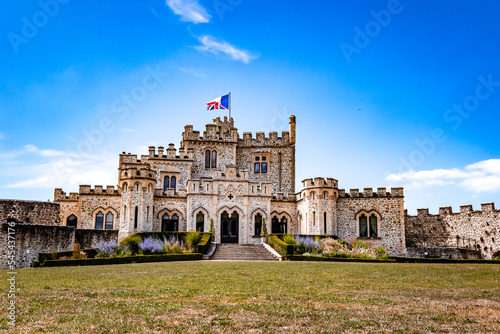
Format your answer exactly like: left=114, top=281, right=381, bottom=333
left=118, top=156, right=157, bottom=239
left=298, top=177, right=338, bottom=235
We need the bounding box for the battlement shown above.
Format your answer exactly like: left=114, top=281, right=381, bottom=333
left=79, top=185, right=120, bottom=195
left=338, top=187, right=403, bottom=198
left=238, top=131, right=291, bottom=146
left=120, top=167, right=156, bottom=180
left=301, top=177, right=338, bottom=189
left=54, top=188, right=80, bottom=201
left=406, top=202, right=498, bottom=217
left=181, top=117, right=238, bottom=143
left=145, top=145, right=194, bottom=160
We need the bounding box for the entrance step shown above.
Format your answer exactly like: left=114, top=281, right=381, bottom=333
left=210, top=244, right=278, bottom=261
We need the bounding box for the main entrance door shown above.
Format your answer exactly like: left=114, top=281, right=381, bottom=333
left=221, top=211, right=239, bottom=243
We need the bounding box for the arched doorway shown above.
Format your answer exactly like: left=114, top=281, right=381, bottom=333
left=221, top=211, right=239, bottom=243
left=161, top=213, right=179, bottom=232
left=66, top=214, right=77, bottom=227
left=272, top=216, right=287, bottom=234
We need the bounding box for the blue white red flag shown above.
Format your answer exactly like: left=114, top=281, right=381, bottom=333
left=207, top=94, right=229, bottom=111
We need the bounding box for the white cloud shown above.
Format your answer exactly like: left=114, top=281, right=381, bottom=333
left=1, top=145, right=116, bottom=190
left=166, top=0, right=211, bottom=23
left=194, top=35, right=259, bottom=64
left=179, top=67, right=204, bottom=77
left=386, top=159, right=500, bottom=193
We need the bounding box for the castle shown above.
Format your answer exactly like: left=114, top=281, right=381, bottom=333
left=50, top=115, right=499, bottom=259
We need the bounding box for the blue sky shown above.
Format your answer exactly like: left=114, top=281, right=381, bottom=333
left=1, top=0, right=500, bottom=214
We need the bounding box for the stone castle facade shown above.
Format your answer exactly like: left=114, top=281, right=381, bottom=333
left=52, top=115, right=499, bottom=258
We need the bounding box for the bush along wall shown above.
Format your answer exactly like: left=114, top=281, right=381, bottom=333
left=32, top=253, right=202, bottom=268
left=32, top=232, right=210, bottom=267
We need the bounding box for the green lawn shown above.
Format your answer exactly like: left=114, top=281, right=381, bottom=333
left=2, top=261, right=499, bottom=333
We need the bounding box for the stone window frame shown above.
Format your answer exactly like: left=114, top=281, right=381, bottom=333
left=270, top=211, right=292, bottom=234
left=161, top=172, right=180, bottom=193
left=355, top=210, right=381, bottom=239
left=193, top=207, right=209, bottom=232
left=204, top=147, right=220, bottom=169
left=252, top=152, right=270, bottom=174
left=251, top=209, right=268, bottom=237
left=64, top=213, right=80, bottom=228
left=92, top=207, right=118, bottom=230
left=157, top=208, right=184, bottom=232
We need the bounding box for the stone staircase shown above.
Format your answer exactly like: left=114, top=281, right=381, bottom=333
left=210, top=244, right=278, bottom=261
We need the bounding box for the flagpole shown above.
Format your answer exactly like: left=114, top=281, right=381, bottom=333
left=229, top=92, right=232, bottom=119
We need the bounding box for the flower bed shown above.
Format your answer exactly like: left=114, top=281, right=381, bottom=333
left=268, top=234, right=390, bottom=260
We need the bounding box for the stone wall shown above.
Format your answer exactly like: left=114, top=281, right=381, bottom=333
left=336, top=188, right=406, bottom=257
left=0, top=223, right=74, bottom=269
left=0, top=199, right=60, bottom=225
left=406, top=247, right=481, bottom=259
left=75, top=229, right=119, bottom=249
left=405, top=203, right=500, bottom=259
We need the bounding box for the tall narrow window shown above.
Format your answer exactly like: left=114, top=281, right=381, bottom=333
left=171, top=214, right=179, bottom=231
left=211, top=150, right=217, bottom=168
left=369, top=214, right=378, bottom=237
left=95, top=211, right=104, bottom=229
left=163, top=176, right=169, bottom=192
left=254, top=213, right=262, bottom=236
left=323, top=212, right=327, bottom=234
left=205, top=150, right=211, bottom=168
left=196, top=212, right=204, bottom=232
left=134, top=206, right=138, bottom=229
left=280, top=217, right=287, bottom=234
left=254, top=162, right=260, bottom=173
left=359, top=214, right=368, bottom=237
left=312, top=211, right=316, bottom=226
left=271, top=216, right=280, bottom=233
left=170, top=176, right=176, bottom=191
left=105, top=212, right=114, bottom=230
left=146, top=206, right=150, bottom=224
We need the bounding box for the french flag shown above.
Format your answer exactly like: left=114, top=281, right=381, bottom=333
left=207, top=93, right=229, bottom=111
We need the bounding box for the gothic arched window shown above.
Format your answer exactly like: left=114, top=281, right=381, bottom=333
left=105, top=212, right=114, bottom=230
left=196, top=212, right=204, bottom=232
left=95, top=211, right=104, bottom=229
left=359, top=214, right=368, bottom=237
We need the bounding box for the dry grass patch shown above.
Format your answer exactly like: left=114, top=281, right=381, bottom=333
left=1, top=261, right=499, bottom=333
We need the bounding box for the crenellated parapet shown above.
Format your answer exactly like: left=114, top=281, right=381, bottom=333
left=406, top=202, right=497, bottom=218
left=239, top=131, right=291, bottom=147
left=301, top=177, right=338, bottom=189
left=181, top=117, right=238, bottom=143
left=78, top=185, right=120, bottom=196
left=54, top=188, right=80, bottom=201
left=337, top=187, right=404, bottom=198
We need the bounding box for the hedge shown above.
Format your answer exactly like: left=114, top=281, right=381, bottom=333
left=37, top=249, right=98, bottom=263
left=286, top=255, right=500, bottom=264
left=267, top=234, right=294, bottom=256
left=196, top=232, right=212, bottom=254
left=32, top=253, right=202, bottom=268
left=287, top=255, right=395, bottom=263
left=389, top=256, right=500, bottom=264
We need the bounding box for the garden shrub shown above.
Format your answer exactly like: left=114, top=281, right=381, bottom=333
left=138, top=237, right=164, bottom=255
left=184, top=232, right=202, bottom=251
left=282, top=234, right=295, bottom=245
left=121, top=235, right=142, bottom=254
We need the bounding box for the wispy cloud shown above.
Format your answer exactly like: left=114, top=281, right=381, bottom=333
left=386, top=159, right=500, bottom=193
left=1, top=145, right=115, bottom=190
left=194, top=35, right=259, bottom=64
left=179, top=67, right=204, bottom=77
left=166, top=0, right=211, bottom=24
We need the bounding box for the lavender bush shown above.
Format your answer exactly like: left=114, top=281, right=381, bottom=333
left=294, top=236, right=322, bottom=255
left=138, top=237, right=164, bottom=255
left=96, top=241, right=120, bottom=258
